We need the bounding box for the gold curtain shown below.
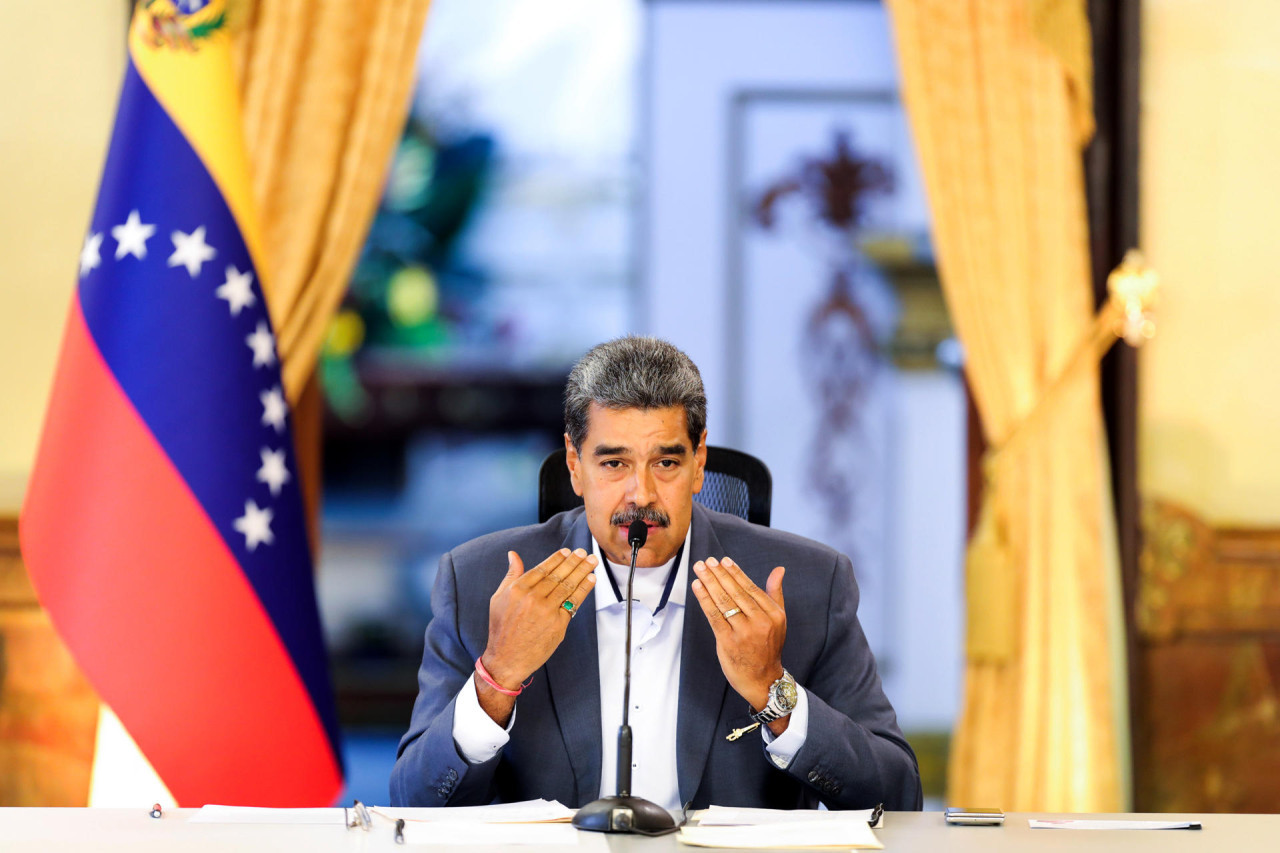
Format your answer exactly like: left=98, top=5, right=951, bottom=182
left=231, top=0, right=433, bottom=404
left=885, top=0, right=1125, bottom=810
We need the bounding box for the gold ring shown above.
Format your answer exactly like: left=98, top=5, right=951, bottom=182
left=723, top=608, right=741, bottom=619
left=562, top=600, right=577, bottom=614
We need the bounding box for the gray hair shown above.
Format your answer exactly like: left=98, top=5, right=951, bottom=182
left=565, top=336, right=707, bottom=453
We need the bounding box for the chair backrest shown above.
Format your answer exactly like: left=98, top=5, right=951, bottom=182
left=538, top=445, right=772, bottom=527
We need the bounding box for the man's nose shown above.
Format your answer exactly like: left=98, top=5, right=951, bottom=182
left=627, top=466, right=656, bottom=506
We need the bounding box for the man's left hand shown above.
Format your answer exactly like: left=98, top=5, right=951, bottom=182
left=691, top=557, right=789, bottom=734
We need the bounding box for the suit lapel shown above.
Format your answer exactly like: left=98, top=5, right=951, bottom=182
left=542, top=512, right=603, bottom=806
left=676, top=504, right=731, bottom=807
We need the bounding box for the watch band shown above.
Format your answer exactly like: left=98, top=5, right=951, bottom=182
left=749, top=669, right=798, bottom=724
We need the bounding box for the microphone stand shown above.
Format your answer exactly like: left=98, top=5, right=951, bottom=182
left=571, top=521, right=678, bottom=835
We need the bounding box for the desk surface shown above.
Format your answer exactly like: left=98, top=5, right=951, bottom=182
left=0, top=809, right=1276, bottom=852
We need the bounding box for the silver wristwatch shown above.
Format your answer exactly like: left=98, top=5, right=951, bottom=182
left=749, top=669, right=798, bottom=724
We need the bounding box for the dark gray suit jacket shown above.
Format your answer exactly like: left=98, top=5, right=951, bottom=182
left=390, top=503, right=922, bottom=811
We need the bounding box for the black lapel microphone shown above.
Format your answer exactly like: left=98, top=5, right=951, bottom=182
left=571, top=519, right=677, bottom=835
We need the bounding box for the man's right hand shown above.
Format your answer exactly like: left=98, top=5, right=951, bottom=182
left=475, top=548, right=597, bottom=726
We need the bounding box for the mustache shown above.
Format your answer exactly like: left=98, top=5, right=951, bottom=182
left=610, top=505, right=670, bottom=528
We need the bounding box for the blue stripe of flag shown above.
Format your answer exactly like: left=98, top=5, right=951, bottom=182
left=78, top=60, right=341, bottom=761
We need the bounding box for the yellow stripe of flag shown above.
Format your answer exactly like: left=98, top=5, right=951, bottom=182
left=127, top=1, right=267, bottom=279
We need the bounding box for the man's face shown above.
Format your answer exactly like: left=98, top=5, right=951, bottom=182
left=565, top=403, right=707, bottom=567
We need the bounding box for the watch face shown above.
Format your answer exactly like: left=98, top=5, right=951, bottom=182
left=775, top=674, right=798, bottom=709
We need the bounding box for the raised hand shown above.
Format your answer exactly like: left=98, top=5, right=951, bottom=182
left=691, top=557, right=789, bottom=733
left=476, top=548, right=597, bottom=724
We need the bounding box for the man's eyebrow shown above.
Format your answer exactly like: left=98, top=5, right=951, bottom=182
left=591, top=443, right=688, bottom=457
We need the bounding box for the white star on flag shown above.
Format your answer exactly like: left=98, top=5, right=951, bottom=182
left=246, top=321, right=277, bottom=367
left=257, top=447, right=291, bottom=496
left=217, top=265, right=257, bottom=316
left=168, top=226, right=216, bottom=277
left=260, top=386, right=288, bottom=432
left=79, top=232, right=103, bottom=278
left=111, top=210, right=156, bottom=260
left=233, top=499, right=275, bottom=551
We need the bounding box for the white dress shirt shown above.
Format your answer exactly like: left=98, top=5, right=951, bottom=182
left=451, top=527, right=809, bottom=811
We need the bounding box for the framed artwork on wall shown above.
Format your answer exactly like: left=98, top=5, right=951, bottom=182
left=728, top=88, right=930, bottom=664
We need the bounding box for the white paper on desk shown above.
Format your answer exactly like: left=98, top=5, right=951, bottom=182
left=400, top=821, right=586, bottom=846
left=1029, top=819, right=1202, bottom=831
left=188, top=805, right=345, bottom=824
left=698, top=806, right=878, bottom=827
left=373, top=799, right=574, bottom=823
left=679, top=819, right=883, bottom=849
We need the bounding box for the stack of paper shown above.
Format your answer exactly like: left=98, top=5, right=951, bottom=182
left=374, top=799, right=574, bottom=824
left=1029, top=819, right=1203, bottom=830
left=679, top=819, right=882, bottom=849
left=399, top=822, right=584, bottom=846
left=697, top=806, right=880, bottom=827
left=379, top=800, right=588, bottom=847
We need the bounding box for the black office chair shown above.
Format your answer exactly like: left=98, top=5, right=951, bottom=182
left=538, top=445, right=772, bottom=527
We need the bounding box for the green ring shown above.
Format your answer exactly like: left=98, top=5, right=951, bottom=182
left=562, top=600, right=576, bottom=613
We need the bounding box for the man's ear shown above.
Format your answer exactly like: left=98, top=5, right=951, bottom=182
left=564, top=433, right=584, bottom=497
left=692, top=429, right=708, bottom=495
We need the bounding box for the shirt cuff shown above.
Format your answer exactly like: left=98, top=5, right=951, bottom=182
left=762, top=685, right=809, bottom=770
left=451, top=674, right=516, bottom=765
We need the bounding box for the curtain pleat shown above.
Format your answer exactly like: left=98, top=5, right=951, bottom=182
left=232, top=0, right=433, bottom=403
left=886, top=0, right=1125, bottom=810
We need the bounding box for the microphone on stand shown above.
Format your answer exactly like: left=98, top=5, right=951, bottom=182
left=571, top=519, right=678, bottom=835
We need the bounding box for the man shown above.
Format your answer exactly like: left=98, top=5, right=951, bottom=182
left=390, top=337, right=921, bottom=811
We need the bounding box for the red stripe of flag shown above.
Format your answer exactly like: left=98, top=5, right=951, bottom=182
left=21, top=298, right=341, bottom=806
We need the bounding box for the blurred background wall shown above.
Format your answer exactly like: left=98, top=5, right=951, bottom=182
left=1140, top=0, right=1280, bottom=523
left=0, top=4, right=127, bottom=507
left=1132, top=0, right=1280, bottom=813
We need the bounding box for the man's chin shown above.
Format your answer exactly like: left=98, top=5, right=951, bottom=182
left=615, top=527, right=677, bottom=568
left=629, top=532, right=680, bottom=563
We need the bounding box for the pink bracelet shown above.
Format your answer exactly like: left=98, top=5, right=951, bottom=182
left=475, top=657, right=532, bottom=697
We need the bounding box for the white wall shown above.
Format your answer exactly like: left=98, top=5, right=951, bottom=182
left=0, top=5, right=126, bottom=508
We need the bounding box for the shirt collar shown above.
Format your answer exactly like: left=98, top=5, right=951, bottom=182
left=592, top=524, right=692, bottom=610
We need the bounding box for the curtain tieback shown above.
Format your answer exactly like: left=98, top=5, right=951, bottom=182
left=965, top=250, right=1159, bottom=664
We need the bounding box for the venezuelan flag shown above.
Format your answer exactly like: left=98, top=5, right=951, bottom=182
left=21, top=0, right=343, bottom=805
